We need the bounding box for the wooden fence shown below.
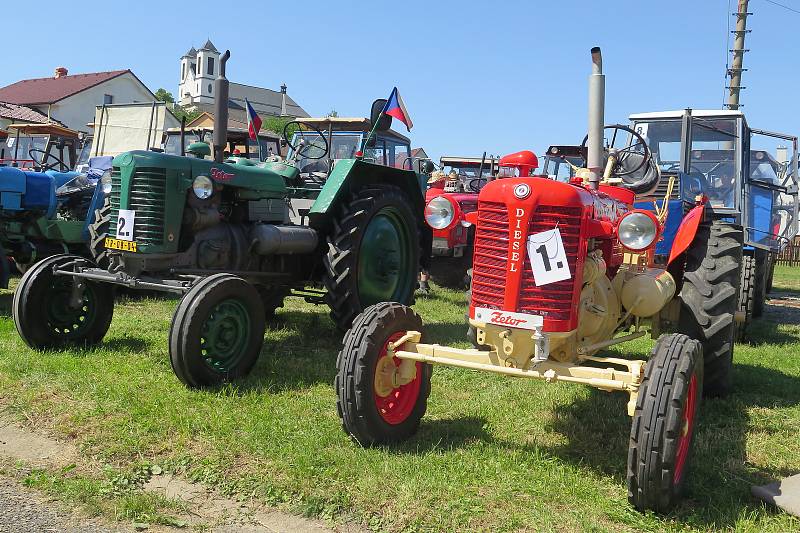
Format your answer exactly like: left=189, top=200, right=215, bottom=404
left=777, top=236, right=800, bottom=266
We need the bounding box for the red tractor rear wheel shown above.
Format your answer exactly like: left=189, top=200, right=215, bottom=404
left=627, top=333, right=703, bottom=513
left=335, top=302, right=432, bottom=445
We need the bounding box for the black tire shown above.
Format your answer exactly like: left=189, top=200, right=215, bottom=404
left=627, top=333, right=703, bottom=513
left=753, top=250, right=767, bottom=317
left=735, top=253, right=755, bottom=340
left=87, top=195, right=112, bottom=266
left=678, top=221, right=742, bottom=397
left=428, top=251, right=472, bottom=290
left=169, top=274, right=265, bottom=388
left=324, top=184, right=420, bottom=331
left=13, top=254, right=114, bottom=349
left=335, top=302, right=432, bottom=446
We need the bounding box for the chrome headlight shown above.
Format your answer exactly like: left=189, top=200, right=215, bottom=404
left=425, top=196, right=456, bottom=229
left=100, top=170, right=113, bottom=194
left=192, top=175, right=214, bottom=200
left=617, top=211, right=659, bottom=251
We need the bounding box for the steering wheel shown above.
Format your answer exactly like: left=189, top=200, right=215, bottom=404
left=468, top=178, right=487, bottom=192
left=581, top=124, right=650, bottom=177
left=283, top=120, right=329, bottom=161
left=29, top=148, right=68, bottom=172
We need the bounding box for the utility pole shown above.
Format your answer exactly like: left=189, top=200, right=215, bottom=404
left=725, top=0, right=751, bottom=110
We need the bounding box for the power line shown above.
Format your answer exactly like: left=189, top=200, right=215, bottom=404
left=762, top=0, right=800, bottom=15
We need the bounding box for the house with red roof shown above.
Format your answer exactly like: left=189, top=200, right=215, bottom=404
left=0, top=67, right=157, bottom=133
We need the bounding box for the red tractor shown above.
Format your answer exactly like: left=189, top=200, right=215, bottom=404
left=334, top=48, right=743, bottom=513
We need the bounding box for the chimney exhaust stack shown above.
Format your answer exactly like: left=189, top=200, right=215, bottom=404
left=54, top=67, right=68, bottom=79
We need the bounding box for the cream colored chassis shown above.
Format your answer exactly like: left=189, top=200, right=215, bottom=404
left=384, top=327, right=647, bottom=416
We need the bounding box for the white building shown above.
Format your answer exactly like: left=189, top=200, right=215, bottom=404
left=0, top=67, right=157, bottom=133
left=178, top=40, right=308, bottom=119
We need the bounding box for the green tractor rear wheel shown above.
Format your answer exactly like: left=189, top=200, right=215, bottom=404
left=13, top=254, right=114, bottom=349
left=324, top=184, right=420, bottom=331
left=169, top=274, right=265, bottom=388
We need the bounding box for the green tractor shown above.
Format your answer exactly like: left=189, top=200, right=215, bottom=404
left=12, top=51, right=429, bottom=388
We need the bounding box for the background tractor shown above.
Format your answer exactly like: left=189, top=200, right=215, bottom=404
left=627, top=110, right=799, bottom=338
left=335, top=47, right=743, bottom=513
left=12, top=50, right=429, bottom=389
left=423, top=154, right=502, bottom=288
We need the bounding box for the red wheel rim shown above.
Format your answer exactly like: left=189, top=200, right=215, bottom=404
left=673, top=374, right=698, bottom=484
left=373, top=332, right=423, bottom=425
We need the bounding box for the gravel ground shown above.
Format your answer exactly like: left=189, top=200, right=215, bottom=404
left=0, top=477, right=126, bottom=533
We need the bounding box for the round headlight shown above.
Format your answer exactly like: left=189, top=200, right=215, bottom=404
left=100, top=170, right=113, bottom=194
left=192, top=175, right=213, bottom=200
left=425, top=196, right=456, bottom=229
left=618, top=211, right=659, bottom=251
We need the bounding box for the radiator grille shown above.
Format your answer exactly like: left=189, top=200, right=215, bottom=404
left=109, top=166, right=167, bottom=247
left=519, top=206, right=582, bottom=320
left=470, top=201, right=583, bottom=323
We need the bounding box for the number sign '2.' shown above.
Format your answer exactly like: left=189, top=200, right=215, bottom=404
left=526, top=228, right=571, bottom=286
left=116, top=209, right=136, bottom=241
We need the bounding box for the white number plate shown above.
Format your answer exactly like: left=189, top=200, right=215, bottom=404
left=526, top=228, right=571, bottom=286
left=474, top=307, right=543, bottom=330
left=116, top=209, right=136, bottom=241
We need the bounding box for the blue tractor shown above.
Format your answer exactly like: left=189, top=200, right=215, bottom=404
left=627, top=109, right=799, bottom=338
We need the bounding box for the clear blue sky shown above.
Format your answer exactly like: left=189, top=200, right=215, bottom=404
left=4, top=0, right=798, bottom=161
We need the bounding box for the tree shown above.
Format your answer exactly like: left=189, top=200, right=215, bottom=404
left=327, top=109, right=339, bottom=117
left=154, top=88, right=174, bottom=104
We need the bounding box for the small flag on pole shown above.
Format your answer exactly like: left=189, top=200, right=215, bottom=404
left=245, top=98, right=262, bottom=141
left=382, top=87, right=413, bottom=131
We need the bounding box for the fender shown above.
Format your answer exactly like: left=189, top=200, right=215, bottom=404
left=667, top=203, right=706, bottom=266
left=308, top=158, right=425, bottom=220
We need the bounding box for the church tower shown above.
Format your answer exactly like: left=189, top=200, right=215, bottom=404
left=193, top=39, right=220, bottom=106
left=178, top=47, right=198, bottom=107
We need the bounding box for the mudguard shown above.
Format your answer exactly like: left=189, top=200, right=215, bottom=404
left=667, top=203, right=706, bottom=265
left=308, top=159, right=426, bottom=221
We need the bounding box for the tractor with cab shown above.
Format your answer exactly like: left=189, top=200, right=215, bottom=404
left=335, top=48, right=743, bottom=513
left=12, top=51, right=429, bottom=389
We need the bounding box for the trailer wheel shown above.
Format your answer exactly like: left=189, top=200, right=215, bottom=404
left=335, top=302, right=432, bottom=446
left=627, top=333, right=703, bottom=513
left=753, top=250, right=767, bottom=318
left=735, top=253, right=755, bottom=340
left=678, top=221, right=742, bottom=396
left=13, top=254, right=113, bottom=350
left=87, top=195, right=113, bottom=266
left=324, top=184, right=420, bottom=331
left=169, top=274, right=265, bottom=388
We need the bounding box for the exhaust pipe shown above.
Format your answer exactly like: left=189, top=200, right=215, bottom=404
left=586, top=46, right=605, bottom=190
left=213, top=50, right=231, bottom=163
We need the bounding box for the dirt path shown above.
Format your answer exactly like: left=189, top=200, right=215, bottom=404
left=0, top=416, right=356, bottom=533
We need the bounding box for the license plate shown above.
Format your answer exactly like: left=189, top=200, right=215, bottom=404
left=473, top=307, right=543, bottom=330
left=104, top=237, right=137, bottom=252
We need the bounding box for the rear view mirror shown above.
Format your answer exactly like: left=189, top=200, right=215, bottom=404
left=370, top=99, right=392, bottom=132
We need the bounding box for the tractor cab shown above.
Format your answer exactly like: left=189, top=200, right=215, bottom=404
left=540, top=145, right=586, bottom=182
left=1, top=123, right=82, bottom=172
left=628, top=110, right=799, bottom=253
left=430, top=155, right=500, bottom=193
left=163, top=126, right=281, bottom=161
left=287, top=117, right=412, bottom=177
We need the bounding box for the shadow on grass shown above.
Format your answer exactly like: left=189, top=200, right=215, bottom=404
left=738, top=298, right=800, bottom=345
left=541, top=362, right=800, bottom=527
left=394, top=416, right=493, bottom=453
left=0, top=293, right=11, bottom=317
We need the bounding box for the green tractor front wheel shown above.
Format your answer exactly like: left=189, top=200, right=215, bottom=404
left=13, top=254, right=114, bottom=349
left=169, top=274, right=266, bottom=388
left=324, top=184, right=421, bottom=331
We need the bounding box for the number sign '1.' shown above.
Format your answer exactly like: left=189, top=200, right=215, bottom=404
left=116, top=209, right=136, bottom=241
left=526, top=228, right=571, bottom=286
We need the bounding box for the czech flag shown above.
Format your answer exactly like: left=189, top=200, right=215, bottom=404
left=245, top=98, right=262, bottom=141
left=383, top=87, right=413, bottom=131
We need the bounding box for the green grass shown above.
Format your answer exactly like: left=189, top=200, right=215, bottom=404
left=0, top=268, right=799, bottom=531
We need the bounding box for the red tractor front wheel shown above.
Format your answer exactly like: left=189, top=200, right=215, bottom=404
left=335, top=302, right=432, bottom=446
left=627, top=333, right=703, bottom=513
